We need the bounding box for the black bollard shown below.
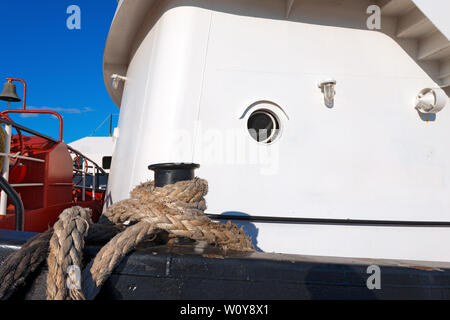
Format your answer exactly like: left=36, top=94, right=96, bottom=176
left=148, top=163, right=200, bottom=187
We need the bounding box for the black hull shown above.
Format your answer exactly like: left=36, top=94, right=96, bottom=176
left=1, top=229, right=450, bottom=300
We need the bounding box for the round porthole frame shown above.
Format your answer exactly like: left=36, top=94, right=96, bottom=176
left=240, top=101, right=287, bottom=145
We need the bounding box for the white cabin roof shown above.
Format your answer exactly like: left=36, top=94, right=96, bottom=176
left=69, top=136, right=113, bottom=166
left=103, top=0, right=450, bottom=108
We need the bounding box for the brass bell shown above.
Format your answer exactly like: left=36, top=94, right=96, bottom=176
left=0, top=82, right=21, bottom=102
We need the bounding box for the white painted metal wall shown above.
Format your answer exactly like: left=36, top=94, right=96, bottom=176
left=412, top=0, right=450, bottom=39
left=105, top=0, right=450, bottom=261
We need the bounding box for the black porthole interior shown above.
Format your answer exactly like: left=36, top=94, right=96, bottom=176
left=247, top=109, right=280, bottom=143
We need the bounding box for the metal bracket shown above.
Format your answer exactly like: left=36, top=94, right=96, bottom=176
left=286, top=0, right=295, bottom=18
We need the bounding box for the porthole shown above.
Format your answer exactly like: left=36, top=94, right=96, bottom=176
left=247, top=109, right=280, bottom=143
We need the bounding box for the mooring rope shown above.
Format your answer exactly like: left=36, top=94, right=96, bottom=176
left=46, top=206, right=92, bottom=300
left=0, top=230, right=52, bottom=300
left=0, top=178, right=254, bottom=300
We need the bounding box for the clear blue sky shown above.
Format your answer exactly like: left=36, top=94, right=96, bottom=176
left=0, top=1, right=119, bottom=143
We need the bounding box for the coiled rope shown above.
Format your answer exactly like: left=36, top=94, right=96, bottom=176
left=0, top=178, right=254, bottom=300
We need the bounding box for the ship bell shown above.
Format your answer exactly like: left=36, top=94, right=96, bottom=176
left=0, top=82, right=21, bottom=102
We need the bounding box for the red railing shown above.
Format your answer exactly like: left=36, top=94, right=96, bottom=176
left=0, top=110, right=63, bottom=142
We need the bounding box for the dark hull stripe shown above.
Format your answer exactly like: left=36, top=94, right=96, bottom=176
left=207, top=214, right=450, bottom=227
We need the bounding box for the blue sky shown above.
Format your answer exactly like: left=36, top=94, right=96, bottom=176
left=0, top=1, right=118, bottom=143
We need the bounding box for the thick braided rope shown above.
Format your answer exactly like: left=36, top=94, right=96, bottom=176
left=0, top=230, right=52, bottom=300
left=81, top=178, right=254, bottom=299
left=105, top=179, right=253, bottom=250
left=81, top=220, right=157, bottom=299
left=0, top=223, right=120, bottom=300
left=0, top=178, right=253, bottom=300
left=46, top=206, right=92, bottom=300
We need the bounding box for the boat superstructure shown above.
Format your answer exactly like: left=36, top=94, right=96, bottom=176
left=103, top=0, right=450, bottom=261
left=69, top=136, right=114, bottom=191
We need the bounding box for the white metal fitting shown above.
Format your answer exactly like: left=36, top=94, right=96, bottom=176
left=111, top=74, right=128, bottom=90
left=415, top=88, right=448, bottom=114
left=318, top=79, right=337, bottom=104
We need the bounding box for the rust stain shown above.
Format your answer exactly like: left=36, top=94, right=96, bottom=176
left=408, top=265, right=444, bottom=272
left=203, top=254, right=225, bottom=259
